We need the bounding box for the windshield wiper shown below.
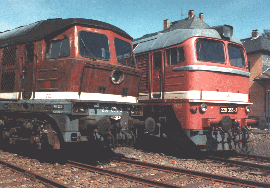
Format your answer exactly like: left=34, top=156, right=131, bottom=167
left=80, top=39, right=96, bottom=61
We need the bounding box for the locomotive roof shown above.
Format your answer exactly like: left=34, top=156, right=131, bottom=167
left=241, top=36, right=270, bottom=53
left=0, top=18, right=133, bottom=48
left=133, top=15, right=242, bottom=54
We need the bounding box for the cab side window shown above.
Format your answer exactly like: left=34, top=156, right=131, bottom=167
left=178, top=47, right=185, bottom=63
left=166, top=47, right=185, bottom=66
left=45, top=37, right=70, bottom=59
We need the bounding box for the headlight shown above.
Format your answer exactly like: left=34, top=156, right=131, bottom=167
left=200, top=103, right=207, bottom=112
left=246, top=105, right=251, bottom=113
left=110, top=70, right=124, bottom=84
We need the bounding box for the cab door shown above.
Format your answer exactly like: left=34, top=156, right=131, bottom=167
left=151, top=51, right=163, bottom=99
left=22, top=43, right=34, bottom=99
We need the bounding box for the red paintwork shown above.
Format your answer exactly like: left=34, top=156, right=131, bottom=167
left=0, top=24, right=141, bottom=99
left=136, top=36, right=252, bottom=130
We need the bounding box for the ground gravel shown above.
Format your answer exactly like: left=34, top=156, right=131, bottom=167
left=112, top=129, right=270, bottom=185
left=244, top=129, right=270, bottom=157
left=0, top=129, right=269, bottom=187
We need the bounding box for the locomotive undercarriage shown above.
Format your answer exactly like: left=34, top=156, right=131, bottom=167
left=0, top=100, right=151, bottom=151
left=0, top=114, right=61, bottom=151
left=138, top=106, right=250, bottom=152
left=185, top=124, right=249, bottom=151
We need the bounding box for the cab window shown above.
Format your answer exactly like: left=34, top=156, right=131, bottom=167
left=45, top=37, right=70, bottom=59
left=196, top=39, right=225, bottom=63
left=114, top=38, right=135, bottom=67
left=166, top=48, right=177, bottom=66
left=228, top=44, right=246, bottom=68
left=166, top=47, right=185, bottom=66
left=79, top=31, right=110, bottom=60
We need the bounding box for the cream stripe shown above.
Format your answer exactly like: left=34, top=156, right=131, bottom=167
left=0, top=92, right=19, bottom=99
left=139, top=90, right=249, bottom=103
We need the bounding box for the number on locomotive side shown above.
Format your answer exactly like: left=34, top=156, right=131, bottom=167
left=228, top=108, right=234, bottom=112
left=221, top=108, right=227, bottom=113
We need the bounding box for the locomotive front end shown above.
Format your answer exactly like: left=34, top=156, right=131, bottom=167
left=173, top=35, right=256, bottom=151
left=134, top=12, right=257, bottom=152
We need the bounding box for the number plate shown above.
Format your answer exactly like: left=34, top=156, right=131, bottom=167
left=220, top=107, right=237, bottom=114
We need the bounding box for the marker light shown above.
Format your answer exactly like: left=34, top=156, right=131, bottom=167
left=200, top=103, right=207, bottom=113
left=246, top=105, right=251, bottom=113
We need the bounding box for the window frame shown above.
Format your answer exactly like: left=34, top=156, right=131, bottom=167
left=114, top=37, right=135, bottom=67
left=78, top=31, right=110, bottom=60
left=196, top=39, right=225, bottom=64
left=45, top=37, right=70, bottom=59
left=166, top=46, right=185, bottom=66
left=227, top=43, right=246, bottom=68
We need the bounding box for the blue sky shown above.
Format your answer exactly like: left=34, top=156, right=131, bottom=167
left=1, top=0, right=269, bottom=40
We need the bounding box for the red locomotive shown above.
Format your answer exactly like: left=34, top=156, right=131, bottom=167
left=0, top=18, right=149, bottom=150
left=133, top=10, right=256, bottom=151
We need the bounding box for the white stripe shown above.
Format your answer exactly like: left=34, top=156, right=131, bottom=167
left=189, top=100, right=252, bottom=104
left=139, top=91, right=200, bottom=100
left=79, top=92, right=137, bottom=103
left=201, top=91, right=248, bottom=102
left=34, top=92, right=137, bottom=103
left=173, top=65, right=250, bottom=77
left=0, top=92, right=19, bottom=99
left=139, top=93, right=149, bottom=100
left=164, top=91, right=200, bottom=100
left=139, top=90, right=249, bottom=103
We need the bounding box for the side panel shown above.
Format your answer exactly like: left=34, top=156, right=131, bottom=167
left=0, top=45, right=21, bottom=99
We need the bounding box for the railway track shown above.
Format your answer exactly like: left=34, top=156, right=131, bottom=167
left=67, top=156, right=270, bottom=188
left=0, top=156, right=69, bottom=187
left=207, top=153, right=270, bottom=173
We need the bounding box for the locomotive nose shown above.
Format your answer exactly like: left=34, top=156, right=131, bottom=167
left=220, top=116, right=232, bottom=132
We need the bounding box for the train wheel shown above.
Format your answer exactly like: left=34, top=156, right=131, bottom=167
left=39, top=123, right=60, bottom=150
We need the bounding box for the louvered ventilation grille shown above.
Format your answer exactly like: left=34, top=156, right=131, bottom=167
left=2, top=46, right=17, bottom=66
left=136, top=54, right=149, bottom=89
left=1, top=71, right=15, bottom=92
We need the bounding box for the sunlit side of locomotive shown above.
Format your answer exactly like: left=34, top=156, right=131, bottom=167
left=0, top=18, right=144, bottom=150
left=133, top=11, right=256, bottom=151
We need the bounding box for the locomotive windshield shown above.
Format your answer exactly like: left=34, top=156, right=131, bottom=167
left=196, top=40, right=225, bottom=63
left=114, top=38, right=135, bottom=67
left=79, top=31, right=110, bottom=60
left=228, top=44, right=246, bottom=68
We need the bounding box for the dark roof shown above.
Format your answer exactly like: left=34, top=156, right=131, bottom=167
left=134, top=15, right=210, bottom=42
left=164, top=15, right=210, bottom=31
left=133, top=15, right=241, bottom=54
left=0, top=18, right=132, bottom=48
left=241, top=36, right=270, bottom=53
left=254, top=67, right=270, bottom=81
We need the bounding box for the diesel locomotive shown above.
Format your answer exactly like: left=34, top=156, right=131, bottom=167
left=0, top=18, right=150, bottom=150
left=133, top=10, right=256, bottom=151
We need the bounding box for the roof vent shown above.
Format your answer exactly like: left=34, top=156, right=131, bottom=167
left=199, top=13, right=203, bottom=21
left=188, top=10, right=194, bottom=18
left=163, top=19, right=169, bottom=30
left=252, top=29, right=259, bottom=38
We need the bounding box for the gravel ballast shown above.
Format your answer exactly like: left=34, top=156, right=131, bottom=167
left=0, top=129, right=269, bottom=187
